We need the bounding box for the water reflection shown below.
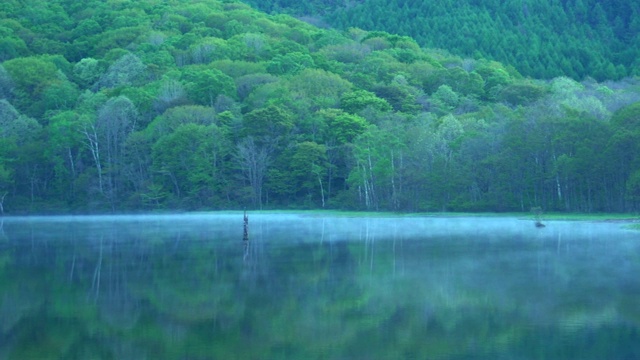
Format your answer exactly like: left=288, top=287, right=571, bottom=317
left=0, top=213, right=638, bottom=359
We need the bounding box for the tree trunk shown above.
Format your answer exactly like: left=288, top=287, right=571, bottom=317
left=318, top=175, right=325, bottom=208
left=237, top=137, right=270, bottom=210
left=0, top=191, right=6, bottom=214
left=81, top=124, right=104, bottom=195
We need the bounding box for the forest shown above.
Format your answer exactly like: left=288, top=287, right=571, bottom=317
left=242, top=0, right=640, bottom=81
left=1, top=0, right=640, bottom=214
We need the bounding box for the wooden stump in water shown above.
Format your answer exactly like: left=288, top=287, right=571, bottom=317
left=243, top=210, right=249, bottom=241
left=531, top=206, right=545, bottom=228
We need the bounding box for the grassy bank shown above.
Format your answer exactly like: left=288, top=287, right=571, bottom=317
left=536, top=213, right=640, bottom=222
left=250, top=209, right=640, bottom=222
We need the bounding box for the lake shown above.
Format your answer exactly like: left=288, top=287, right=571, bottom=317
left=0, top=213, right=639, bottom=359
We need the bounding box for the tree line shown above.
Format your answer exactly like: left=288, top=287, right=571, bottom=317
left=1, top=0, right=640, bottom=213
left=243, top=0, right=640, bottom=81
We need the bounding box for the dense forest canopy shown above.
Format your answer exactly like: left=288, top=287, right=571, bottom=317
left=0, top=0, right=640, bottom=213
left=241, top=0, right=640, bottom=81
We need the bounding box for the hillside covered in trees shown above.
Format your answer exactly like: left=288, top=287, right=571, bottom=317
left=242, top=0, right=640, bottom=81
left=1, top=0, right=640, bottom=213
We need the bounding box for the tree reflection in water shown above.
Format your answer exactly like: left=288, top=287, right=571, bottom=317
left=0, top=213, right=638, bottom=359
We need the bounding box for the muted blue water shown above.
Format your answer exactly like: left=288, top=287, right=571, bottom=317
left=0, top=213, right=638, bottom=359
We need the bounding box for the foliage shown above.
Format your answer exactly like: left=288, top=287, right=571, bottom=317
left=243, top=0, right=640, bottom=81
left=0, top=0, right=640, bottom=213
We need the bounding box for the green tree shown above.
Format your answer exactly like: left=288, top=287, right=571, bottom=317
left=498, top=80, right=548, bottom=107
left=0, top=138, right=15, bottom=213
left=147, top=105, right=217, bottom=139
left=625, top=169, right=640, bottom=205
left=318, top=109, right=368, bottom=145
left=151, top=123, right=227, bottom=207
left=1, top=57, right=58, bottom=97
left=72, top=58, right=103, bottom=89
left=2, top=56, right=60, bottom=118
left=348, top=122, right=405, bottom=210
left=266, top=52, right=315, bottom=75
left=236, top=136, right=271, bottom=209
left=45, top=111, right=83, bottom=204
left=0, top=64, right=15, bottom=99
left=430, top=84, right=460, bottom=114
left=608, top=101, right=640, bottom=210
left=289, top=141, right=329, bottom=207
left=287, top=68, right=352, bottom=110
left=181, top=67, right=236, bottom=107
left=235, top=73, right=278, bottom=100
left=340, top=89, right=392, bottom=114
left=0, top=99, right=43, bottom=207
left=93, top=53, right=147, bottom=90
left=242, top=104, right=294, bottom=145
left=379, top=75, right=423, bottom=114
left=81, top=95, right=138, bottom=206
left=41, top=76, right=80, bottom=111
left=0, top=99, right=41, bottom=144
left=0, top=35, right=29, bottom=62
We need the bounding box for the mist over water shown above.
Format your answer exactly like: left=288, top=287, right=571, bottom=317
left=0, top=213, right=638, bottom=359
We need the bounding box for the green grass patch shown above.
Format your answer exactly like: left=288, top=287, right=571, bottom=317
left=203, top=209, right=640, bottom=222
left=536, top=213, right=640, bottom=221
left=624, top=223, right=640, bottom=230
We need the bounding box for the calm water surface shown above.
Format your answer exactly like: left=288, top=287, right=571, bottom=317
left=0, top=213, right=639, bottom=359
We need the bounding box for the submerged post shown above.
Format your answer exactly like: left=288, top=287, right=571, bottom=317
left=531, top=206, right=545, bottom=228
left=243, top=210, right=249, bottom=241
